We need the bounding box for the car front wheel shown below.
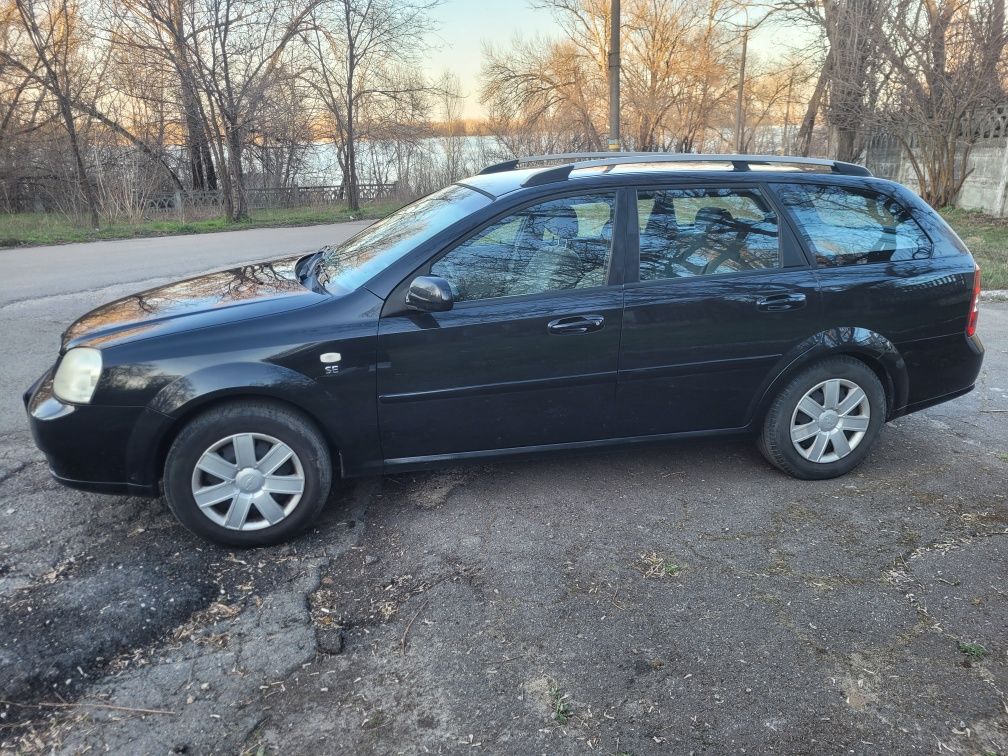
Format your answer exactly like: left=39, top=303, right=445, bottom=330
left=759, top=356, right=886, bottom=480
left=164, top=400, right=333, bottom=546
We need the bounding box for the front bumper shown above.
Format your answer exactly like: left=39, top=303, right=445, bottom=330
left=24, top=370, right=161, bottom=497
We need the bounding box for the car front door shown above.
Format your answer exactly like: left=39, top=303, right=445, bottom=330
left=377, top=189, right=628, bottom=463
left=616, top=183, right=822, bottom=436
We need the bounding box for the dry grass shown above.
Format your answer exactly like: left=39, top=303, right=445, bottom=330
left=941, top=207, right=1008, bottom=289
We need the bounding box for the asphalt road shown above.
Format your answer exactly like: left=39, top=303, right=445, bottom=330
left=0, top=222, right=368, bottom=437
left=0, top=228, right=1005, bottom=754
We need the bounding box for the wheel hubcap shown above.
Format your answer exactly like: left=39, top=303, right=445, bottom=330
left=235, top=468, right=265, bottom=492
left=818, top=410, right=839, bottom=431
left=790, top=378, right=871, bottom=464
left=190, top=433, right=305, bottom=531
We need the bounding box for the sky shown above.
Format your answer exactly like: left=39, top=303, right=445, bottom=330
left=426, top=0, right=560, bottom=119
left=423, top=1, right=799, bottom=120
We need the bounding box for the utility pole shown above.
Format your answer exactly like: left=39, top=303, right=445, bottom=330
left=733, top=24, right=749, bottom=154
left=607, top=0, right=621, bottom=151
left=734, top=5, right=749, bottom=154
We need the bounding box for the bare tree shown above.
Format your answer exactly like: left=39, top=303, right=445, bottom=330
left=872, top=0, right=1006, bottom=206
left=103, top=0, right=218, bottom=191
left=185, top=0, right=319, bottom=220
left=740, top=54, right=817, bottom=154
left=0, top=4, right=51, bottom=209
left=13, top=0, right=101, bottom=226
left=482, top=0, right=740, bottom=154
left=771, top=0, right=886, bottom=161
left=435, top=70, right=467, bottom=183
left=303, top=0, right=439, bottom=211
left=482, top=34, right=605, bottom=152
left=625, top=0, right=737, bottom=151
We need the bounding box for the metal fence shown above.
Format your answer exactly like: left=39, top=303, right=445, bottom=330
left=2, top=181, right=400, bottom=216
left=147, top=183, right=400, bottom=214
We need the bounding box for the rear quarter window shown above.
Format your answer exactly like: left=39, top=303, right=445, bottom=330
left=775, top=183, right=933, bottom=267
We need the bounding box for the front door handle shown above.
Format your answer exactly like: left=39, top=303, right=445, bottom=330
left=547, top=314, right=605, bottom=334
left=756, top=293, right=806, bottom=312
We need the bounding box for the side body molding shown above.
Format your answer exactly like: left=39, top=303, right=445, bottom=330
left=747, top=327, right=909, bottom=426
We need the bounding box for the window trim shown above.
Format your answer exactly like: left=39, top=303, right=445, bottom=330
left=626, top=183, right=786, bottom=285
left=766, top=180, right=934, bottom=270
left=623, top=260, right=794, bottom=293
left=432, top=280, right=618, bottom=312
left=419, top=187, right=628, bottom=305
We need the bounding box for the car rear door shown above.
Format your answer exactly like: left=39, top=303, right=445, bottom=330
left=377, top=188, right=630, bottom=462
left=769, top=180, right=978, bottom=408
left=616, top=182, right=822, bottom=436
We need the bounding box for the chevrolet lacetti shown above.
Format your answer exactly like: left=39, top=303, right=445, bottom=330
left=24, top=153, right=984, bottom=545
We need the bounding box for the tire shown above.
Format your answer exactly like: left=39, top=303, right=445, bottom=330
left=164, top=400, right=333, bottom=546
left=758, top=356, right=886, bottom=480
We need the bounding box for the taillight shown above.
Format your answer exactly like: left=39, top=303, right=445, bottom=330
left=966, top=264, right=981, bottom=337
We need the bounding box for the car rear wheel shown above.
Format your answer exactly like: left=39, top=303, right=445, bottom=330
left=164, top=400, right=332, bottom=546
left=758, top=356, right=886, bottom=480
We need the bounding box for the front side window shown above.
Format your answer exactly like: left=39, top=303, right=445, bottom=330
left=431, top=193, right=616, bottom=302
left=320, top=184, right=490, bottom=293
left=775, top=183, right=931, bottom=266
left=636, top=187, right=780, bottom=281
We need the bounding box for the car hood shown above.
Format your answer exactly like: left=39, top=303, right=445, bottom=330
left=62, top=255, right=328, bottom=350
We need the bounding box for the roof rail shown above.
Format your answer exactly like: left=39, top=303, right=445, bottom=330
left=477, top=152, right=872, bottom=185
left=478, top=152, right=657, bottom=175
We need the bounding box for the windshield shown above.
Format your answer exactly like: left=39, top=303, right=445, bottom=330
left=319, top=184, right=490, bottom=294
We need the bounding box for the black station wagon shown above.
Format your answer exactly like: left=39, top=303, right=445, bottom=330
left=24, top=153, right=985, bottom=545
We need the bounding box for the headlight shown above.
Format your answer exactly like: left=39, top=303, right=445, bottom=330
left=53, top=348, right=103, bottom=404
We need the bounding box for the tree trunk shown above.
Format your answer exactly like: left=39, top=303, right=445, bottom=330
left=183, top=83, right=216, bottom=191
left=60, top=99, right=99, bottom=228
left=796, top=53, right=830, bottom=157
left=345, top=93, right=359, bottom=211
left=227, top=124, right=248, bottom=221
left=835, top=126, right=858, bottom=163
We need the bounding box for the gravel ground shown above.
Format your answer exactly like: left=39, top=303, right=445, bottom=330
left=0, top=230, right=1005, bottom=754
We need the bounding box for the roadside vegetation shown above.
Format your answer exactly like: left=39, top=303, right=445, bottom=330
left=0, top=202, right=398, bottom=248
left=942, top=208, right=1008, bottom=289
left=2, top=203, right=1006, bottom=291
left=0, top=0, right=1003, bottom=239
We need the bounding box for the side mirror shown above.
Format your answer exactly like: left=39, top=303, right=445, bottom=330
left=406, top=275, right=454, bottom=312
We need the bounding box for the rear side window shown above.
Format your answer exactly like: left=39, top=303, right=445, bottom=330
left=636, top=187, right=780, bottom=281
left=775, top=183, right=932, bottom=266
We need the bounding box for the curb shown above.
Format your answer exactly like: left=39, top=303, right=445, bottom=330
left=983, top=289, right=1008, bottom=302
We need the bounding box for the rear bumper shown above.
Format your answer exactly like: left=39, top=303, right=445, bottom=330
left=24, top=370, right=161, bottom=497
left=901, top=383, right=975, bottom=415
left=896, top=332, right=984, bottom=417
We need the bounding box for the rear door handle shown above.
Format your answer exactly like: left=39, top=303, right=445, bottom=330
left=547, top=314, right=605, bottom=334
left=755, top=293, right=806, bottom=312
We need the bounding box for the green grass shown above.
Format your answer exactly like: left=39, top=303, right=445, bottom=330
left=957, top=640, right=988, bottom=660
left=548, top=682, right=572, bottom=725
left=0, top=202, right=400, bottom=248
left=941, top=208, right=1008, bottom=290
